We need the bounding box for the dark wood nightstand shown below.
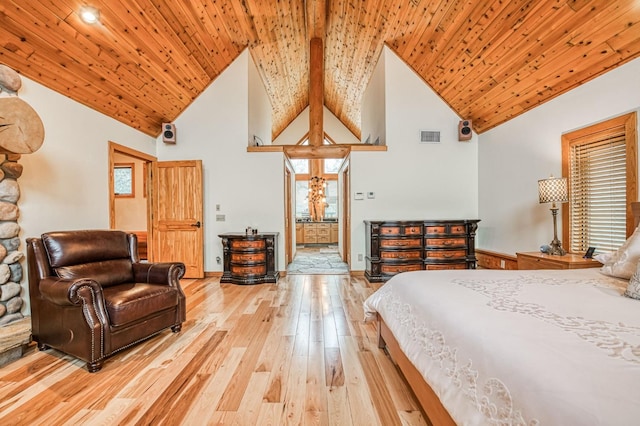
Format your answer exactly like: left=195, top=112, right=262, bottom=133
left=516, top=251, right=602, bottom=270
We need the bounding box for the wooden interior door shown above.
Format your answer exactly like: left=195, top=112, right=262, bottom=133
left=151, top=160, right=204, bottom=278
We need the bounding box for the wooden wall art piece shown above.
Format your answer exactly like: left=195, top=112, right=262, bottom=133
left=0, top=64, right=44, bottom=154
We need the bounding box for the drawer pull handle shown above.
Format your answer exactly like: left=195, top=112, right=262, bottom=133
left=443, top=241, right=452, bottom=246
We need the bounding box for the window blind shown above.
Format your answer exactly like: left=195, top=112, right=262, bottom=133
left=569, top=132, right=627, bottom=253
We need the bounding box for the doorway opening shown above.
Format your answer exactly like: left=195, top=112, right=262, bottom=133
left=108, top=142, right=156, bottom=260
left=284, top=137, right=350, bottom=274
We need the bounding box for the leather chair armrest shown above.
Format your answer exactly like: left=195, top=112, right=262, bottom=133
left=39, top=277, right=104, bottom=306
left=132, top=262, right=186, bottom=285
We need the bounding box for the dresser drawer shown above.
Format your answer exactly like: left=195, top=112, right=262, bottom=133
left=316, top=223, right=331, bottom=230
left=425, top=249, right=466, bottom=260
left=425, top=263, right=466, bottom=270
left=381, top=263, right=422, bottom=274
left=231, top=264, right=267, bottom=275
left=380, top=250, right=422, bottom=260
left=425, top=224, right=466, bottom=235
left=380, top=238, right=422, bottom=248
left=425, top=237, right=466, bottom=248
left=380, top=225, right=421, bottom=235
left=230, top=239, right=266, bottom=250
left=231, top=252, right=266, bottom=263
left=317, top=235, right=331, bottom=243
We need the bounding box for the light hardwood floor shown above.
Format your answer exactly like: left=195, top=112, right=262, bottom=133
left=0, top=275, right=427, bottom=425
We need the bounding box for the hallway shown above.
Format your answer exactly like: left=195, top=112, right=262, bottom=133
left=287, top=245, right=349, bottom=274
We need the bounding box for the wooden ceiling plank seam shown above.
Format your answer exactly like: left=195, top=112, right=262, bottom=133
left=223, top=0, right=260, bottom=46
left=464, top=43, right=622, bottom=131
left=465, top=16, right=637, bottom=124
left=251, top=4, right=295, bottom=135
left=389, top=0, right=445, bottom=59
left=417, top=0, right=512, bottom=86
left=187, top=3, right=242, bottom=76
left=399, top=0, right=460, bottom=73
left=415, top=0, right=480, bottom=63
left=440, top=2, right=580, bottom=108
left=66, top=1, right=202, bottom=103
left=461, top=1, right=640, bottom=116
left=425, top=0, right=534, bottom=94
left=420, top=0, right=544, bottom=81
left=213, top=0, right=252, bottom=48
left=0, top=4, right=182, bottom=120
left=472, top=41, right=626, bottom=132
left=93, top=0, right=197, bottom=81
left=109, top=0, right=211, bottom=93
left=338, top=0, right=390, bottom=135
left=10, top=0, right=111, bottom=68
left=198, top=1, right=247, bottom=57
left=24, top=50, right=159, bottom=135
left=276, top=0, right=311, bottom=136
left=437, top=0, right=589, bottom=103
left=138, top=0, right=216, bottom=82
left=26, top=49, right=169, bottom=122
left=254, top=0, right=309, bottom=138
left=2, top=3, right=190, bottom=113
left=328, top=0, right=365, bottom=127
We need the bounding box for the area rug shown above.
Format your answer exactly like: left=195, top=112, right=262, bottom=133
left=287, top=246, right=349, bottom=274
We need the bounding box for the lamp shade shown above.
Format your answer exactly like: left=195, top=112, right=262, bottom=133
left=538, top=177, right=568, bottom=204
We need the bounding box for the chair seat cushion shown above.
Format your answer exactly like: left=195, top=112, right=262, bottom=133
left=103, top=283, right=179, bottom=327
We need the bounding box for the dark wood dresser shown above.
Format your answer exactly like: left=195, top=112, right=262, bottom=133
left=219, top=232, right=279, bottom=284
left=364, top=219, right=480, bottom=282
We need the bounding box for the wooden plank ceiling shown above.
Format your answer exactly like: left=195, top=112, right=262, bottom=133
left=1, top=0, right=639, bottom=139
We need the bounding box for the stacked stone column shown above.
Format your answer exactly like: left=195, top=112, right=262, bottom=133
left=0, top=154, right=24, bottom=326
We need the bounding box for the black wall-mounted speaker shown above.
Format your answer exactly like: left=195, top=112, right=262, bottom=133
left=458, top=120, right=472, bottom=141
left=162, top=123, right=176, bottom=144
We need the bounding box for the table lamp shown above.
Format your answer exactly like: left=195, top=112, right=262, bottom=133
left=538, top=176, right=568, bottom=255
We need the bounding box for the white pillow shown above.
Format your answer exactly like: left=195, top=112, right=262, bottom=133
left=624, top=262, right=640, bottom=300
left=600, top=225, right=640, bottom=279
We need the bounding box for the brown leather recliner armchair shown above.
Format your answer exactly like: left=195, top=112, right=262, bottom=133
left=27, top=230, right=186, bottom=372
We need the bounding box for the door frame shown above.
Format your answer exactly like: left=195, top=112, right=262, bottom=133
left=108, top=141, right=156, bottom=257
left=339, top=158, right=351, bottom=266
left=284, top=153, right=350, bottom=269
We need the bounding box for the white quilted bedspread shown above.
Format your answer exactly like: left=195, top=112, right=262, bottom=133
left=363, top=268, right=640, bottom=425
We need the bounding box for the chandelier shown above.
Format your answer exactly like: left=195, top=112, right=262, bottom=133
left=308, top=176, right=327, bottom=222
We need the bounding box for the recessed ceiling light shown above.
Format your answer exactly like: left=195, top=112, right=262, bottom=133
left=79, top=6, right=100, bottom=24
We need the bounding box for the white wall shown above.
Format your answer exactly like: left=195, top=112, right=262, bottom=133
left=18, top=77, right=155, bottom=238
left=478, top=57, right=640, bottom=255
left=273, top=106, right=360, bottom=145
left=361, top=49, right=386, bottom=145
left=248, top=52, right=272, bottom=146
left=156, top=50, right=285, bottom=272
left=350, top=47, right=479, bottom=271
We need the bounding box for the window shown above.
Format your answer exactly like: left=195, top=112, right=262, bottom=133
left=562, top=112, right=637, bottom=253
left=114, top=163, right=135, bottom=197
left=324, top=158, right=342, bottom=174
left=290, top=159, right=309, bottom=174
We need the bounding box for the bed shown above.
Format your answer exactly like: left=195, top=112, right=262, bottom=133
left=364, top=210, right=640, bottom=425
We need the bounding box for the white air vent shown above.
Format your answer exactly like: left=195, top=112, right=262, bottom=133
left=420, top=130, right=441, bottom=143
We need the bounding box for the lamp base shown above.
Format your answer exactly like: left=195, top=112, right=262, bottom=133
left=547, top=238, right=566, bottom=256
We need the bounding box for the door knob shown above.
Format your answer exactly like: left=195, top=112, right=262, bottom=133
left=191, top=221, right=201, bottom=228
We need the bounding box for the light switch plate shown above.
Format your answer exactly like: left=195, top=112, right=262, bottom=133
left=355, top=192, right=364, bottom=200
